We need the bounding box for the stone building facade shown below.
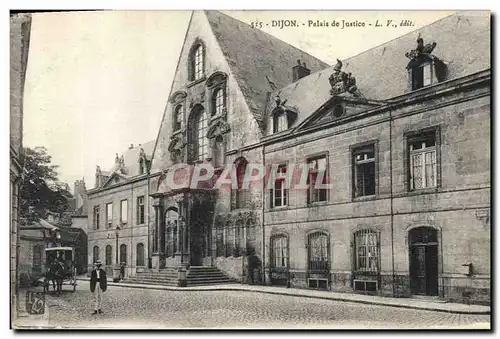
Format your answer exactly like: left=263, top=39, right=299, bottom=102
left=86, top=142, right=155, bottom=278
left=87, top=11, right=490, bottom=305
left=10, top=13, right=32, bottom=319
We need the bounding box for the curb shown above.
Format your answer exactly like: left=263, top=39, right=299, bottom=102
left=76, top=278, right=490, bottom=315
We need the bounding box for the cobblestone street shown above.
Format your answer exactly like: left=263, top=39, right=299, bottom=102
left=42, top=281, right=490, bottom=329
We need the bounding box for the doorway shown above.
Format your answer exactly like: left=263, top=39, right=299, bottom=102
left=409, top=227, right=439, bottom=296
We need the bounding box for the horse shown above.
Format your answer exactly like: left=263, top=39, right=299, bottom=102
left=44, top=260, right=64, bottom=295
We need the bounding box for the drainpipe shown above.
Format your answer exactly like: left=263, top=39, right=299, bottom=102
left=389, top=108, right=395, bottom=297
left=147, top=167, right=152, bottom=269
left=261, top=145, right=266, bottom=285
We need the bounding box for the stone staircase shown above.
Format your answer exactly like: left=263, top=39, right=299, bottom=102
left=122, top=266, right=235, bottom=287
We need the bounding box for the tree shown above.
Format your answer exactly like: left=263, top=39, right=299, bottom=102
left=20, top=147, right=71, bottom=224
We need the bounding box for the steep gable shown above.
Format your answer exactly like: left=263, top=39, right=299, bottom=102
left=265, top=11, right=490, bottom=131
left=204, top=10, right=329, bottom=129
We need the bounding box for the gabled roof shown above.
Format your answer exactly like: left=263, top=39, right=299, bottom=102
left=265, top=11, right=490, bottom=130
left=205, top=10, right=330, bottom=129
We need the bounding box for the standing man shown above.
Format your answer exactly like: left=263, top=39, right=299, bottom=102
left=90, top=260, right=107, bottom=315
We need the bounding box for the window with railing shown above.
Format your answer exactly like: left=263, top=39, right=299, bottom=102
left=106, top=203, right=113, bottom=228
left=120, top=200, right=128, bottom=225
left=307, top=231, right=329, bottom=271
left=120, top=244, right=127, bottom=264
left=270, top=164, right=288, bottom=208
left=307, top=156, right=328, bottom=203
left=354, top=230, right=379, bottom=273
left=409, top=132, right=437, bottom=190
left=93, top=205, right=100, bottom=230
left=353, top=145, right=376, bottom=198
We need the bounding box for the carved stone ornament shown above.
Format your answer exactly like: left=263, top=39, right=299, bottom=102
left=405, top=36, right=438, bottom=69
left=207, top=107, right=230, bottom=139
left=328, top=59, right=362, bottom=97
left=96, top=165, right=101, bottom=175
left=168, top=131, right=187, bottom=153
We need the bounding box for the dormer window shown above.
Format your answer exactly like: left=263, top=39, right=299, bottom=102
left=189, top=42, right=205, bottom=81
left=139, top=159, right=145, bottom=175
left=174, top=105, right=183, bottom=131
left=411, top=62, right=433, bottom=90
left=273, top=112, right=288, bottom=133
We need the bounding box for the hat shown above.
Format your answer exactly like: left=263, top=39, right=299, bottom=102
left=95, top=260, right=102, bottom=266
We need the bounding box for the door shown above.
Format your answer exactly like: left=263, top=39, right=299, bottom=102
left=409, top=227, right=439, bottom=296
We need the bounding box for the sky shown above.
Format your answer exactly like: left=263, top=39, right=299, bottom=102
left=22, top=10, right=455, bottom=193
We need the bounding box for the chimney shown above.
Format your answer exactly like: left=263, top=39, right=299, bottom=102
left=292, top=59, right=311, bottom=82
left=129, top=143, right=134, bottom=149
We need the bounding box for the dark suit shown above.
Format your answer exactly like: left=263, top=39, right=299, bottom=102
left=90, top=268, right=107, bottom=311
left=90, top=268, right=107, bottom=292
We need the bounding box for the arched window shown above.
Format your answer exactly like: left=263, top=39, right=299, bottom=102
left=189, top=106, right=209, bottom=161
left=32, top=245, right=43, bottom=273
left=165, top=209, right=178, bottom=258
left=212, top=88, right=225, bottom=116
left=271, top=234, right=288, bottom=268
left=105, top=245, right=112, bottom=265
left=354, top=229, right=379, bottom=272
left=307, top=231, right=329, bottom=271
left=93, top=245, right=100, bottom=263
left=173, top=105, right=183, bottom=131
left=234, top=158, right=249, bottom=209
left=136, top=243, right=145, bottom=266
left=190, top=43, right=205, bottom=81
left=120, top=244, right=127, bottom=264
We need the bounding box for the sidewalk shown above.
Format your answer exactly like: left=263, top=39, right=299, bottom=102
left=76, top=277, right=490, bottom=315
left=12, top=287, right=51, bottom=329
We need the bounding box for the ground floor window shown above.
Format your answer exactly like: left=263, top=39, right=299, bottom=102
left=93, top=245, right=99, bottom=263
left=271, top=234, right=288, bottom=268
left=307, top=231, right=329, bottom=271
left=136, top=243, right=145, bottom=266
left=354, top=229, right=379, bottom=272
left=105, top=245, right=112, bottom=265
left=120, top=244, right=127, bottom=264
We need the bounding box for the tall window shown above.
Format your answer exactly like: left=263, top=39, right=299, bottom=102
left=308, top=231, right=329, bottom=271
left=273, top=113, right=288, bottom=133
left=308, top=155, right=328, bottom=203
left=106, top=203, right=113, bottom=228
left=120, top=200, right=128, bottom=225
left=136, top=243, right=145, bottom=266
left=191, top=44, right=204, bottom=81
left=174, top=105, right=183, bottom=131
left=105, top=245, right=112, bottom=265
left=270, top=164, right=288, bottom=208
left=234, top=159, right=249, bottom=209
left=212, top=88, right=225, bottom=116
left=271, top=235, right=288, bottom=268
left=409, top=132, right=437, bottom=190
left=137, top=196, right=145, bottom=224
left=93, top=205, right=100, bottom=230
left=354, top=230, right=379, bottom=272
left=411, top=63, right=433, bottom=90
left=353, top=145, right=376, bottom=197
left=93, top=245, right=100, bottom=263
left=189, top=108, right=209, bottom=161
left=120, top=244, right=127, bottom=264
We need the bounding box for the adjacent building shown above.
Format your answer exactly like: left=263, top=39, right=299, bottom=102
left=10, top=13, right=32, bottom=319
left=87, top=11, right=491, bottom=305
left=87, top=142, right=155, bottom=277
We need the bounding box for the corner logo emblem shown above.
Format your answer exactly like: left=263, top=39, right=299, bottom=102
left=26, top=291, right=45, bottom=315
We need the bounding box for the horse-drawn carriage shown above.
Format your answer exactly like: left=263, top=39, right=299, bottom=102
left=41, top=247, right=77, bottom=293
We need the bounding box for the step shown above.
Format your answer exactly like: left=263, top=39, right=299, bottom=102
left=187, top=280, right=235, bottom=286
